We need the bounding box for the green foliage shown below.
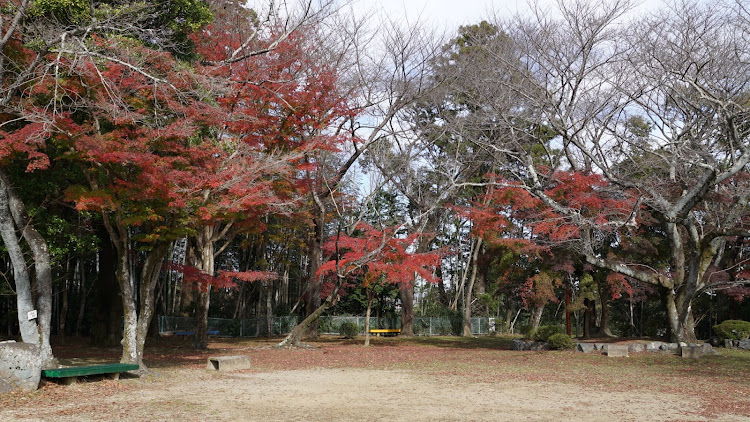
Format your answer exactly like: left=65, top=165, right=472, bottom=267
left=547, top=333, right=575, bottom=350
left=154, top=0, right=213, bottom=33
left=29, top=0, right=90, bottom=23
left=519, top=324, right=535, bottom=339
left=713, top=320, right=750, bottom=340
left=339, top=322, right=359, bottom=339
left=532, top=325, right=565, bottom=342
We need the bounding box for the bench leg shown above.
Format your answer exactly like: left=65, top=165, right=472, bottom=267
left=107, top=372, right=120, bottom=380
left=62, top=377, right=77, bottom=385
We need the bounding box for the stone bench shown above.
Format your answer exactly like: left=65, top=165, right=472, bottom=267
left=206, top=355, right=251, bottom=372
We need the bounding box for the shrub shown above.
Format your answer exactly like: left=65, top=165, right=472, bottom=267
left=339, top=322, right=360, bottom=339
left=547, top=333, right=576, bottom=350
left=713, top=320, right=750, bottom=340
left=519, top=325, right=535, bottom=339
left=533, top=325, right=565, bottom=342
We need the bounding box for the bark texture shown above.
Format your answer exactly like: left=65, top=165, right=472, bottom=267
left=0, top=171, right=54, bottom=365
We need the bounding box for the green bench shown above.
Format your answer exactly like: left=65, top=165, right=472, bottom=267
left=369, top=329, right=401, bottom=337
left=42, top=363, right=139, bottom=385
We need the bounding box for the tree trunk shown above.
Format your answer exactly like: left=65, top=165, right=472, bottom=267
left=504, top=302, right=515, bottom=334
left=191, top=225, right=217, bottom=349
left=599, top=299, right=613, bottom=337
left=59, top=276, right=68, bottom=339
left=399, top=285, right=415, bottom=336
left=265, top=281, right=273, bottom=336
left=595, top=275, right=614, bottom=337
left=278, top=278, right=344, bottom=348
left=582, top=298, right=594, bottom=339
left=0, top=171, right=54, bottom=365
left=463, top=238, right=482, bottom=337
left=0, top=183, right=39, bottom=345
left=401, top=232, right=435, bottom=337
left=104, top=211, right=169, bottom=368
left=278, top=299, right=331, bottom=348
left=666, top=288, right=697, bottom=343
left=75, top=260, right=89, bottom=337
left=134, top=246, right=165, bottom=364
left=303, top=215, right=324, bottom=339
left=530, top=304, right=544, bottom=331
left=453, top=235, right=479, bottom=313
left=117, top=246, right=139, bottom=365
left=193, top=289, right=211, bottom=349
left=364, top=288, right=374, bottom=347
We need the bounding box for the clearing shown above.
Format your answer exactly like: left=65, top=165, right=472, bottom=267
left=0, top=336, right=748, bottom=421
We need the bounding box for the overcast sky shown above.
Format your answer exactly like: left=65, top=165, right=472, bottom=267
left=348, top=0, right=665, bottom=31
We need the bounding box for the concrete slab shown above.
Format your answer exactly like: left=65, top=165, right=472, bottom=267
left=207, top=355, right=251, bottom=372
left=680, top=345, right=703, bottom=358
left=606, top=345, right=629, bottom=357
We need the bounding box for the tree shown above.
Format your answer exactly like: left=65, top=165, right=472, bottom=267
left=433, top=0, right=749, bottom=342
left=362, top=22, right=502, bottom=335
left=306, top=222, right=440, bottom=346
left=179, top=0, right=354, bottom=348
left=276, top=12, right=444, bottom=344
left=0, top=0, right=212, bottom=367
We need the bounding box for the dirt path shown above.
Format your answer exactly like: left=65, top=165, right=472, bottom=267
left=2, top=367, right=747, bottom=421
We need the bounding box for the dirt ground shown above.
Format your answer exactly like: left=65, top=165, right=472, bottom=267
left=0, top=367, right=746, bottom=421
left=1, top=337, right=749, bottom=421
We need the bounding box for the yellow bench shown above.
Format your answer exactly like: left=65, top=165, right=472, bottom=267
left=369, top=329, right=401, bottom=337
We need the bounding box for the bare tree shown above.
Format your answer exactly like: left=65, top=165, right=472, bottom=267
left=278, top=12, right=445, bottom=346
left=454, top=0, right=750, bottom=342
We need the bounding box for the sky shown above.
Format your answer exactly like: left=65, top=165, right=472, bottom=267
left=348, top=0, right=665, bottom=31
left=349, top=0, right=511, bottom=28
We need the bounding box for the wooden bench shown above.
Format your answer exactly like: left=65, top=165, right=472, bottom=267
left=369, top=329, right=401, bottom=337
left=42, top=363, right=139, bottom=385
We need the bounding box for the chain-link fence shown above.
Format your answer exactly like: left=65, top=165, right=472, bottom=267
left=157, top=315, right=490, bottom=337
left=158, top=315, right=299, bottom=337
left=317, top=316, right=401, bottom=334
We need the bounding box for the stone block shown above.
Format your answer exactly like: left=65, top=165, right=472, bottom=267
left=0, top=342, right=42, bottom=392
left=510, top=339, right=526, bottom=351
left=646, top=342, right=663, bottom=352
left=700, top=343, right=718, bottom=355
left=724, top=339, right=737, bottom=349
left=739, top=339, right=750, bottom=350
left=577, top=343, right=596, bottom=353
left=606, top=345, right=629, bottom=357
left=529, top=342, right=550, bottom=351
left=206, top=355, right=251, bottom=372
left=660, top=343, right=680, bottom=354
left=627, top=343, right=646, bottom=353
left=593, top=343, right=608, bottom=352
left=680, top=345, right=703, bottom=358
